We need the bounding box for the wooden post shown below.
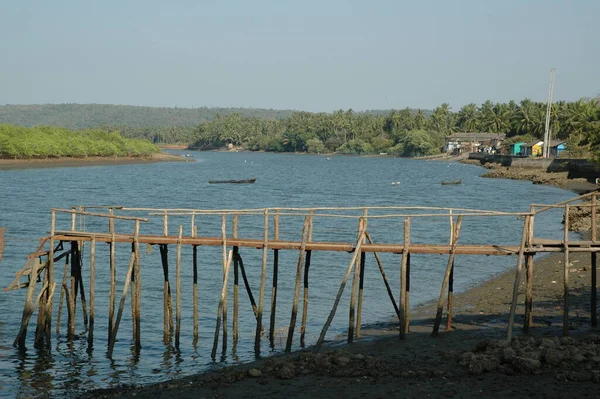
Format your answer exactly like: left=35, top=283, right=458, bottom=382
left=254, top=209, right=269, bottom=355
left=232, top=214, right=239, bottom=348
left=365, top=232, right=400, bottom=318
left=46, top=210, right=56, bottom=343
left=221, top=215, right=229, bottom=354
left=563, top=205, right=570, bottom=336
left=269, top=209, right=280, bottom=347
left=56, top=255, right=70, bottom=334
left=107, top=250, right=136, bottom=357
left=399, top=218, right=411, bottom=339
left=160, top=244, right=173, bottom=340
left=507, top=215, right=531, bottom=341
left=524, top=205, right=535, bottom=332
left=133, top=220, right=141, bottom=350
left=109, top=230, right=116, bottom=343
left=446, top=211, right=454, bottom=331
left=432, top=216, right=463, bottom=336
left=405, top=253, right=411, bottom=334
left=592, top=193, right=597, bottom=327
left=348, top=217, right=365, bottom=343
left=315, top=228, right=366, bottom=351
left=14, top=256, right=43, bottom=347
left=286, top=216, right=310, bottom=352
left=211, top=250, right=233, bottom=359
left=175, top=225, right=182, bottom=350
left=356, top=209, right=368, bottom=339
left=238, top=253, right=258, bottom=317
left=87, top=236, right=96, bottom=347
left=193, top=242, right=199, bottom=346
left=300, top=211, right=314, bottom=347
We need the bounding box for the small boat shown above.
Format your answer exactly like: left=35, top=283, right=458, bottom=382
left=440, top=180, right=462, bottom=185
left=208, top=178, right=257, bottom=184
left=391, top=181, right=400, bottom=185
left=185, top=153, right=193, bottom=158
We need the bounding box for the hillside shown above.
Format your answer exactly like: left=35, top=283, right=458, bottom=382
left=0, top=104, right=296, bottom=129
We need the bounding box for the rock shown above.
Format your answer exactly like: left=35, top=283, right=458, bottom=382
left=459, top=352, right=474, bottom=366
left=502, top=347, right=517, bottom=361
left=562, top=336, right=576, bottom=345
left=540, top=338, right=557, bottom=348
left=467, top=354, right=499, bottom=375
left=334, top=356, right=351, bottom=366
left=545, top=347, right=570, bottom=366
left=275, top=365, right=295, bottom=379
left=354, top=353, right=365, bottom=360
left=512, top=356, right=542, bottom=374
left=248, top=368, right=262, bottom=378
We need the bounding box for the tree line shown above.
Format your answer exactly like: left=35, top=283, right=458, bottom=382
left=188, top=98, right=600, bottom=158
left=0, top=125, right=159, bottom=159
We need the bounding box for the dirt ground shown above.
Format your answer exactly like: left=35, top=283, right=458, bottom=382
left=83, top=249, right=600, bottom=399
left=0, top=152, right=191, bottom=170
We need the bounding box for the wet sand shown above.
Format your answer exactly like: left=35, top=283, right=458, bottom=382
left=0, top=153, right=192, bottom=170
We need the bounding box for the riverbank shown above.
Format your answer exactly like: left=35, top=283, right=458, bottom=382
left=0, top=152, right=192, bottom=170
left=84, top=249, right=600, bottom=398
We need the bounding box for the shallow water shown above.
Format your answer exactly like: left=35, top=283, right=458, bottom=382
left=0, top=152, right=576, bottom=397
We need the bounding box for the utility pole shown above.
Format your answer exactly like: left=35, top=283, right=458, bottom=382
left=543, top=68, right=556, bottom=158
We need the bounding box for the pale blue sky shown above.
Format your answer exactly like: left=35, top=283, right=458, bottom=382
left=1, top=0, right=598, bottom=112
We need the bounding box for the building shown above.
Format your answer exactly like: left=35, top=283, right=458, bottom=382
left=443, top=133, right=506, bottom=155
left=548, top=140, right=566, bottom=157
left=521, top=141, right=543, bottom=157
left=509, top=142, right=526, bottom=156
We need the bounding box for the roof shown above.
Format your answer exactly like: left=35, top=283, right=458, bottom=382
left=447, top=133, right=506, bottom=141
left=523, top=141, right=543, bottom=148
left=548, top=140, right=565, bottom=147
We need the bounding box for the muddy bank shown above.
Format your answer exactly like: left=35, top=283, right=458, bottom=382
left=83, top=245, right=600, bottom=399
left=0, top=152, right=192, bottom=170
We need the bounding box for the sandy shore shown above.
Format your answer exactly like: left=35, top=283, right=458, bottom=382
left=0, top=153, right=193, bottom=170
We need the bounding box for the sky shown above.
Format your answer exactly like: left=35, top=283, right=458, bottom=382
left=1, top=0, right=598, bottom=112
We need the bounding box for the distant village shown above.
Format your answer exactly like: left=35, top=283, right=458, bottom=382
left=444, top=133, right=566, bottom=158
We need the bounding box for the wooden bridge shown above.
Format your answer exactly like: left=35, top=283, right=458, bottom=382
left=5, top=191, right=600, bottom=357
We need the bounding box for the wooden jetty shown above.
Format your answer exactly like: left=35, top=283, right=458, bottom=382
left=5, top=191, right=600, bottom=357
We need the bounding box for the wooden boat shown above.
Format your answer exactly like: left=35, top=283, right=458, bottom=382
left=440, top=180, right=462, bottom=185
left=208, top=178, right=257, bottom=184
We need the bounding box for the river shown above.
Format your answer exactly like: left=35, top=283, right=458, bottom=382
left=0, top=151, right=576, bottom=398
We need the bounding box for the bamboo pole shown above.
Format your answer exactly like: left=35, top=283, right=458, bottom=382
left=300, top=211, right=314, bottom=347
left=232, top=215, right=239, bottom=348
left=365, top=232, right=400, bottom=317
left=14, top=256, right=43, bottom=347
left=87, top=237, right=96, bottom=347
left=134, top=221, right=141, bottom=350
left=193, top=241, right=199, bottom=346
left=524, top=206, right=535, bottom=332
left=314, top=227, right=366, bottom=351
left=175, top=225, right=182, bottom=349
left=269, top=209, right=280, bottom=347
left=109, top=231, right=116, bottom=343
left=238, top=253, right=258, bottom=317
left=563, top=205, right=570, bottom=336
left=432, top=216, right=463, bottom=336
left=348, top=217, right=365, bottom=343
left=592, top=193, right=597, bottom=327
left=56, top=255, right=70, bottom=334
left=286, top=216, right=311, bottom=352
left=254, top=210, right=269, bottom=355
left=405, top=253, right=411, bottom=334
left=107, top=250, right=136, bottom=357
left=46, top=210, right=56, bottom=343
left=356, top=209, right=368, bottom=339
left=399, top=218, right=411, bottom=339
left=63, top=283, right=74, bottom=338
left=507, top=215, right=531, bottom=341
left=446, top=211, right=454, bottom=331
left=221, top=215, right=228, bottom=353
left=211, top=250, right=233, bottom=359
left=160, top=244, right=172, bottom=340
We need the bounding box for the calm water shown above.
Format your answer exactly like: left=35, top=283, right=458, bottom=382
left=0, top=151, right=575, bottom=398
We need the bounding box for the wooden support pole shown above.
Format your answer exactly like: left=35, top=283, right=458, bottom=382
left=432, top=216, right=463, bottom=336
left=507, top=215, right=531, bottom=341
left=592, top=193, right=597, bottom=327
left=563, top=205, right=570, bottom=336
left=87, top=237, right=96, bottom=348
left=286, top=216, right=311, bottom=352
left=221, top=215, right=228, bottom=353
left=365, top=232, right=400, bottom=318
left=399, top=218, right=411, bottom=339
left=237, top=253, right=258, bottom=317
left=109, top=231, right=116, bottom=343
left=63, top=283, right=74, bottom=338
left=348, top=217, right=365, bottom=343
left=107, top=250, right=136, bottom=357
left=46, top=210, right=56, bottom=344
left=254, top=210, right=269, bottom=355
left=405, top=253, right=411, bottom=334
left=524, top=205, right=535, bottom=332
left=14, top=256, right=43, bottom=347
left=314, top=228, right=366, bottom=351
left=300, top=211, right=314, bottom=347
left=355, top=209, right=367, bottom=339
left=56, top=255, right=69, bottom=335
left=269, top=209, right=280, bottom=347
left=134, top=221, right=141, bottom=350
left=160, top=244, right=173, bottom=339
left=175, top=225, right=182, bottom=350
left=211, top=250, right=233, bottom=360
left=193, top=243, right=199, bottom=346
left=446, top=211, right=454, bottom=331
left=232, top=214, right=239, bottom=348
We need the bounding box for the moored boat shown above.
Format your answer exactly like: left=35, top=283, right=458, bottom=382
left=440, top=180, right=462, bottom=185
left=208, top=178, right=257, bottom=184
